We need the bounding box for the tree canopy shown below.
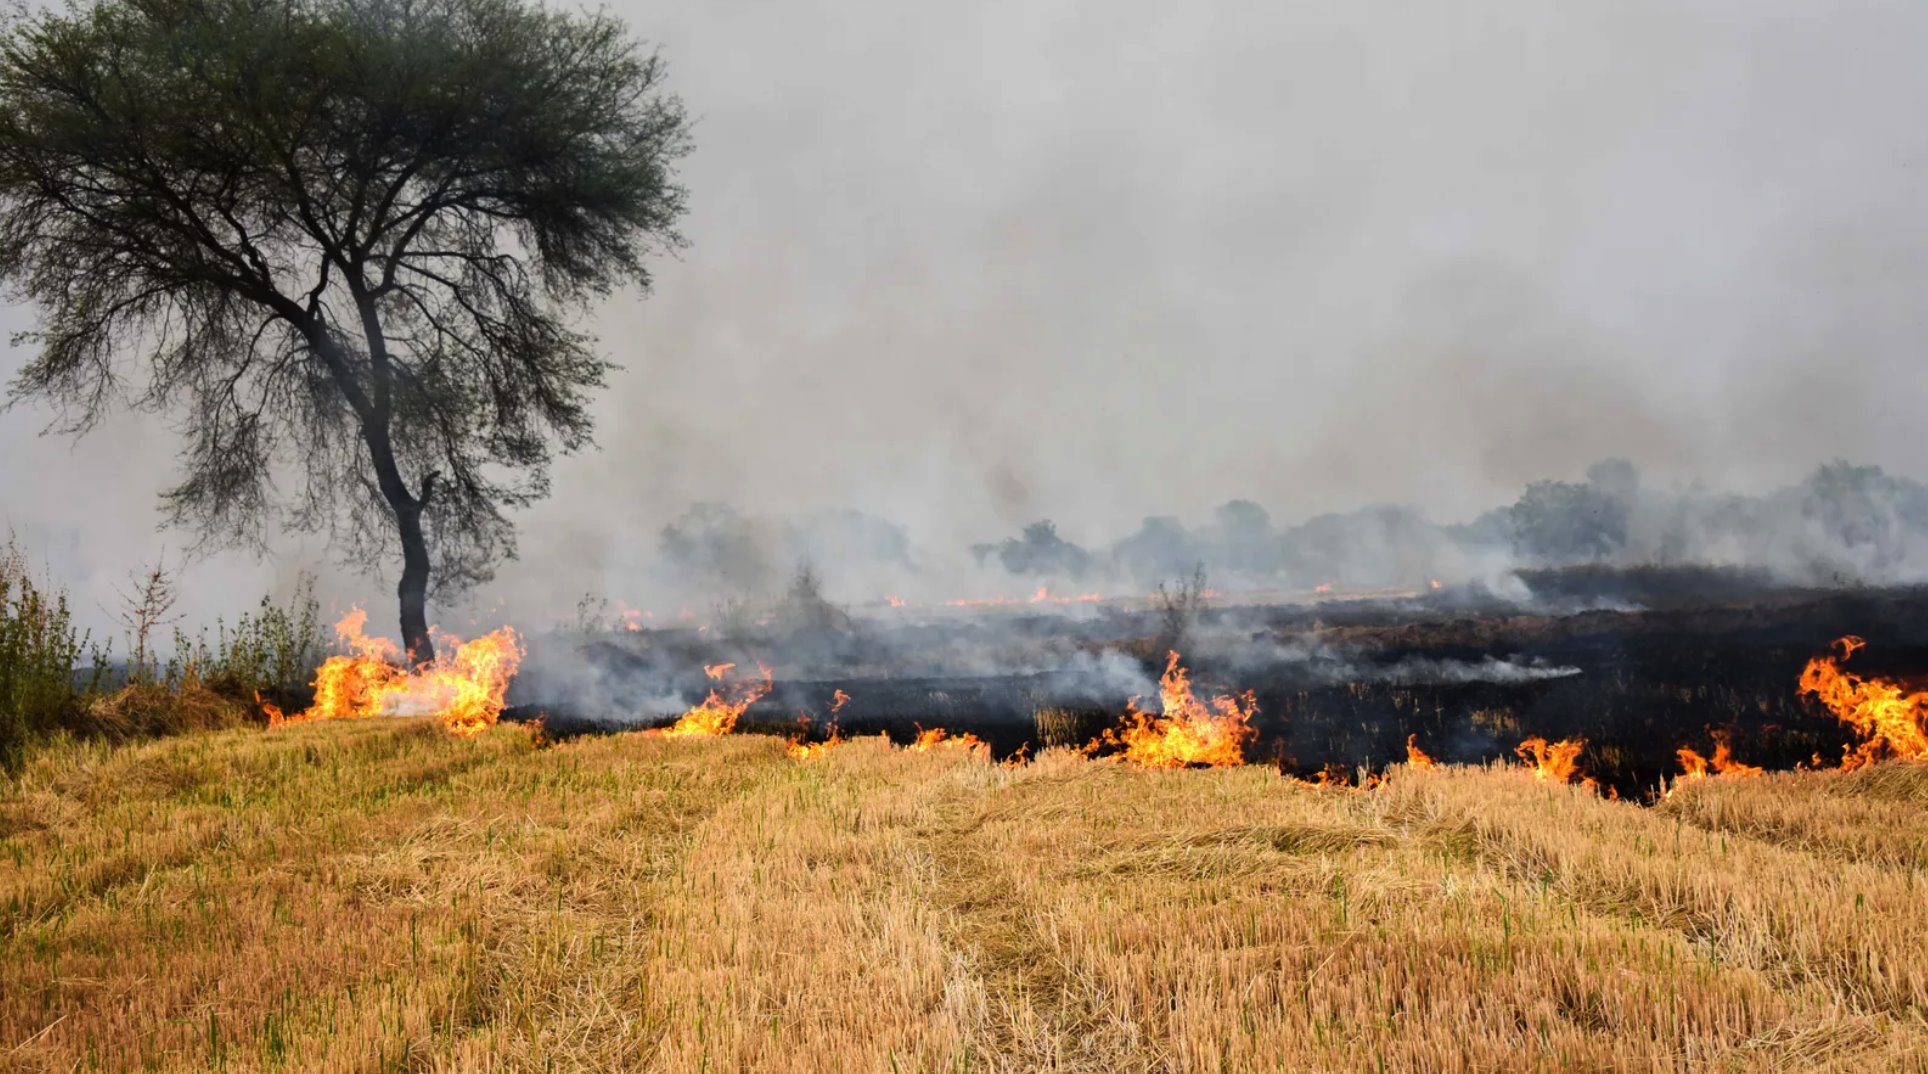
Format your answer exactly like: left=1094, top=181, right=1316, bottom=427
left=0, top=0, right=690, bottom=660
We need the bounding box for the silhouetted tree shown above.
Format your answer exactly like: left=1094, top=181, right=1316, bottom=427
left=1211, top=499, right=1278, bottom=575
left=1113, top=515, right=1201, bottom=583
left=660, top=503, right=773, bottom=594
left=0, top=0, right=690, bottom=662
left=1797, top=462, right=1928, bottom=573
left=993, top=520, right=1092, bottom=578
left=1508, top=480, right=1628, bottom=563
left=1585, top=458, right=1640, bottom=505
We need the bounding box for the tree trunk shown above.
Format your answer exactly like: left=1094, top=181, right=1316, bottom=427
left=395, top=499, right=434, bottom=667
left=361, top=422, right=436, bottom=668
left=331, top=289, right=439, bottom=669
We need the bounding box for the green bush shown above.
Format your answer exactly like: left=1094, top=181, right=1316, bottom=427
left=0, top=542, right=98, bottom=772
left=174, top=573, right=326, bottom=712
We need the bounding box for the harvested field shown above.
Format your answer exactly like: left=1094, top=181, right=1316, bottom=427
left=4, top=719, right=1926, bottom=1071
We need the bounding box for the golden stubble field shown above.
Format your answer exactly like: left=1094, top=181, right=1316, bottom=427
left=3, top=720, right=1926, bottom=1073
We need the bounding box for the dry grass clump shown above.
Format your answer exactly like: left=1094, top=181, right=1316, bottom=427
left=1658, top=764, right=1928, bottom=869
left=81, top=674, right=252, bottom=739
left=3, top=724, right=1926, bottom=1071
left=1032, top=706, right=1106, bottom=749
left=1382, top=766, right=1928, bottom=1021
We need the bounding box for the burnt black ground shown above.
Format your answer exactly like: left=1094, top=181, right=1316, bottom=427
left=505, top=567, right=1928, bottom=799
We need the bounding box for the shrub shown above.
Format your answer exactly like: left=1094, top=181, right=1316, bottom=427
left=1152, top=563, right=1209, bottom=654
left=175, top=573, right=326, bottom=713
left=0, top=541, right=98, bottom=772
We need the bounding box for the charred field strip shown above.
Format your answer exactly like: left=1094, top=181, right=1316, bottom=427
left=507, top=569, right=1928, bottom=798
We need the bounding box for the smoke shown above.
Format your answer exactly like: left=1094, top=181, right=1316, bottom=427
left=598, top=454, right=1928, bottom=621
left=1365, top=657, right=1583, bottom=686
left=7, top=0, right=1928, bottom=640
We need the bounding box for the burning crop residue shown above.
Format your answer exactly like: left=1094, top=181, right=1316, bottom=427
left=787, top=689, right=851, bottom=759
left=1675, top=730, right=1762, bottom=782
left=660, top=662, right=773, bottom=737
left=264, top=609, right=522, bottom=737
left=1798, top=636, right=1928, bottom=769
left=1405, top=733, right=1437, bottom=768
left=787, top=728, right=844, bottom=760
left=906, top=725, right=989, bottom=758
left=941, top=587, right=1103, bottom=608
left=1091, top=651, right=1258, bottom=768
left=1514, top=735, right=1586, bottom=785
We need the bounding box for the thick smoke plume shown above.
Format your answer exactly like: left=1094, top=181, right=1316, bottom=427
left=7, top=0, right=1928, bottom=647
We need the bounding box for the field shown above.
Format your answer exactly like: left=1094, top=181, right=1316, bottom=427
left=5, top=719, right=1927, bottom=1072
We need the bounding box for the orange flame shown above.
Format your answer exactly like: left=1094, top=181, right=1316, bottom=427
left=1429, top=579, right=1442, bottom=590
left=662, top=663, right=772, bottom=737
left=787, top=726, right=845, bottom=760
left=265, top=608, right=522, bottom=737
left=784, top=689, right=853, bottom=760
left=1405, top=733, right=1437, bottom=768
left=886, top=595, right=906, bottom=608
left=1314, top=582, right=1333, bottom=594
left=1675, top=730, right=1763, bottom=783
left=906, top=725, right=989, bottom=758
left=1798, top=636, right=1928, bottom=769
left=1514, top=736, right=1586, bottom=784
left=1093, top=651, right=1257, bottom=768
left=944, top=589, right=1101, bottom=608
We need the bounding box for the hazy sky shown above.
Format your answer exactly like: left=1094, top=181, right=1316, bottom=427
left=5, top=0, right=1928, bottom=630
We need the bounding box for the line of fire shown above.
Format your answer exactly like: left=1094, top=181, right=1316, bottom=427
left=256, top=573, right=1928, bottom=802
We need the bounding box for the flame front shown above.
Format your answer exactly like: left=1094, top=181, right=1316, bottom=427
left=1405, top=733, right=1437, bottom=768
left=787, top=726, right=844, bottom=760
left=788, top=689, right=852, bottom=759
left=1798, top=636, right=1928, bottom=769
left=662, top=663, right=772, bottom=737
left=945, top=589, right=1102, bottom=608
left=906, top=725, right=989, bottom=757
left=1095, top=651, right=1257, bottom=769
left=1514, top=736, right=1586, bottom=784
left=265, top=608, right=521, bottom=738
left=1675, top=730, right=1763, bottom=782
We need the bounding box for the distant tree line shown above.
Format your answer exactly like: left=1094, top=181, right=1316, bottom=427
left=653, top=460, right=1928, bottom=595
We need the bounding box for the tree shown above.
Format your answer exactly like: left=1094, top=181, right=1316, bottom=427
left=993, top=520, right=1092, bottom=579
left=659, top=502, right=774, bottom=595
left=1507, top=480, right=1628, bottom=564
left=1112, top=515, right=1200, bottom=584
left=1211, top=499, right=1276, bottom=575
left=0, top=0, right=690, bottom=663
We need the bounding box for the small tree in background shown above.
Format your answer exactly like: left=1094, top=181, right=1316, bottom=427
left=113, top=556, right=180, bottom=684
left=1152, top=562, right=1208, bottom=655
left=0, top=0, right=691, bottom=663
